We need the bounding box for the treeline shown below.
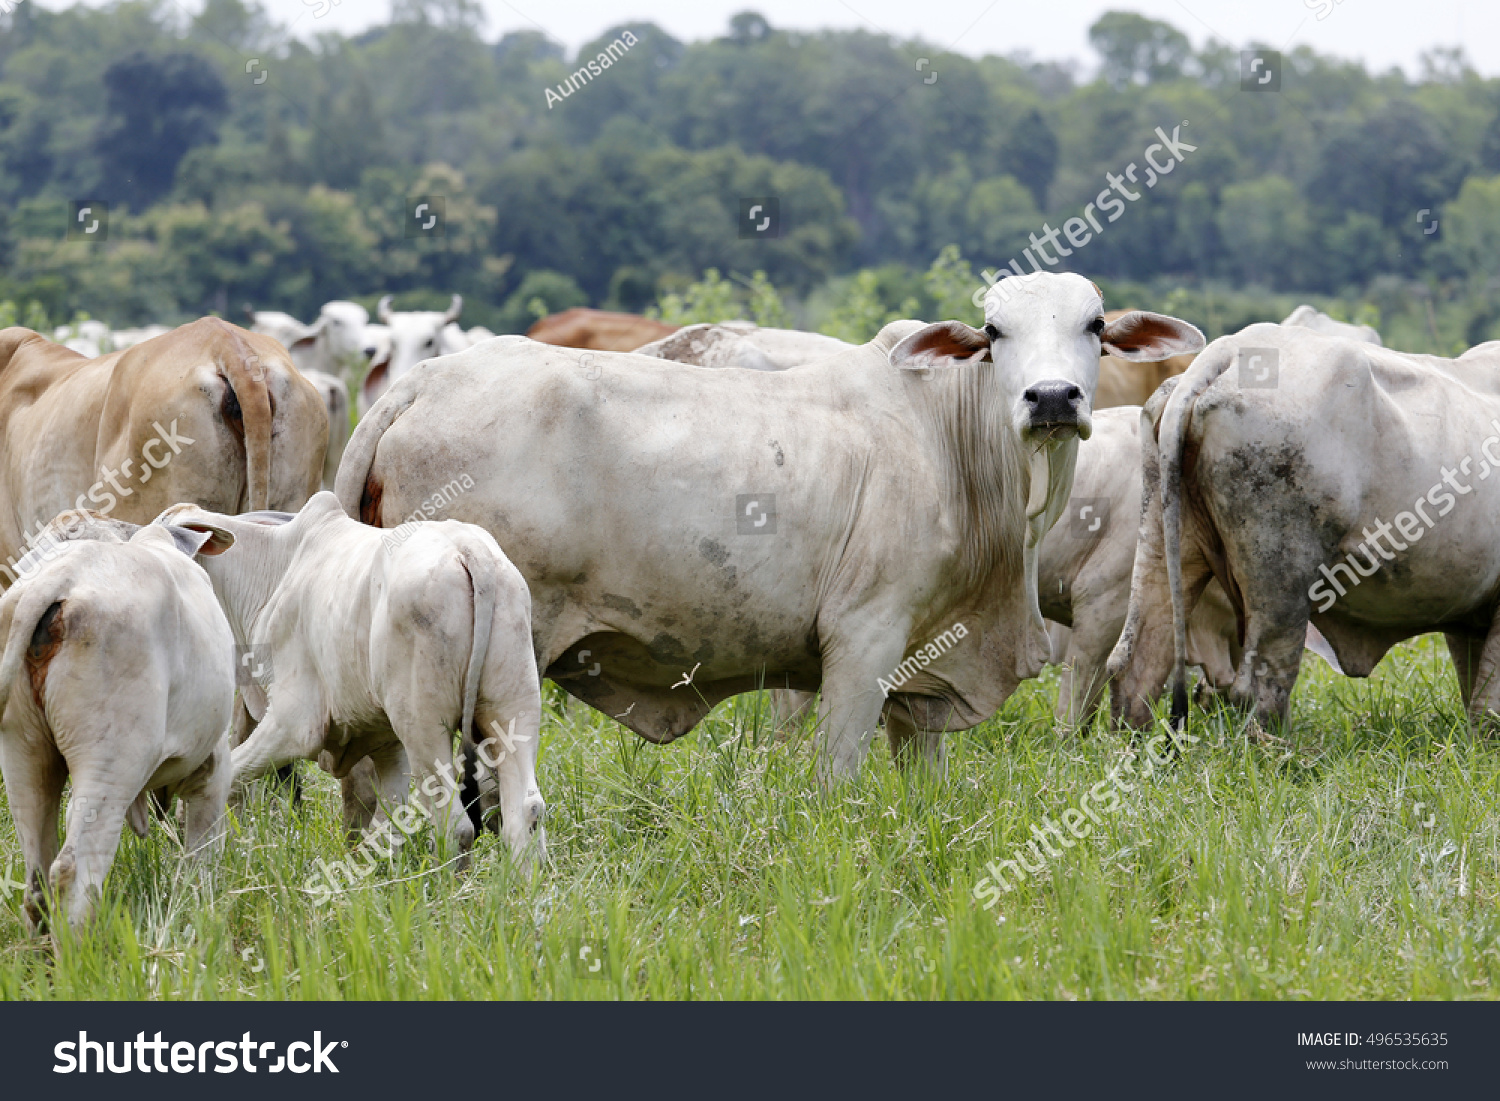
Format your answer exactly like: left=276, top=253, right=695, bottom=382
left=4, top=1, right=1500, bottom=351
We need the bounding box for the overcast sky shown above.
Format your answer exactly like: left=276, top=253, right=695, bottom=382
left=244, top=0, right=1496, bottom=78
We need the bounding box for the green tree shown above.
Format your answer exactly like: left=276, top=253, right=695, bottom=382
left=1088, top=11, right=1192, bottom=88
left=95, top=51, right=230, bottom=210
left=1216, top=176, right=1310, bottom=288
left=999, top=108, right=1058, bottom=208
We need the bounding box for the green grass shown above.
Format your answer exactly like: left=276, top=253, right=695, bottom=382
left=1, top=636, right=1497, bottom=999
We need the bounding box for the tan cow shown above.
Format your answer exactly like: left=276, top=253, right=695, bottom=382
left=525, top=308, right=678, bottom=352
left=1094, top=310, right=1198, bottom=409
left=0, top=319, right=327, bottom=584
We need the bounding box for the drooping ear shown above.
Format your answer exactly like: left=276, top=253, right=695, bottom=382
left=888, top=321, right=991, bottom=370
left=1100, top=311, right=1205, bottom=362
left=168, top=522, right=236, bottom=557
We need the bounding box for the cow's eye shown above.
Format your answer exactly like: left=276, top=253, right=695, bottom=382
left=984, top=323, right=1001, bottom=340
left=1088, top=316, right=1106, bottom=336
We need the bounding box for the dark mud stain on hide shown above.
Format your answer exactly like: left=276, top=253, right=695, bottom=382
left=770, top=440, right=784, bottom=466
left=699, top=538, right=729, bottom=567
left=602, top=593, right=643, bottom=619
left=647, top=633, right=690, bottom=666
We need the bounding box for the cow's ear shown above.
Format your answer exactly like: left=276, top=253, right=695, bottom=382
left=360, top=359, right=388, bottom=405
left=169, top=522, right=236, bottom=557
left=889, top=321, right=991, bottom=370
left=1100, top=311, right=1205, bottom=361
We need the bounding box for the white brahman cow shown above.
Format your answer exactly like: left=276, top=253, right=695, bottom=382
left=338, top=273, right=1203, bottom=780
left=357, top=295, right=464, bottom=414
left=0, top=512, right=235, bottom=932
left=157, top=492, right=546, bottom=867
left=1109, top=324, right=1500, bottom=734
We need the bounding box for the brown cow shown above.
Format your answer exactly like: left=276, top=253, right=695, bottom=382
left=525, top=308, right=678, bottom=352
left=1093, top=310, right=1198, bottom=409
left=0, top=318, right=327, bottom=584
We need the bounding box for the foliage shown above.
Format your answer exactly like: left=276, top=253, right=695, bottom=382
left=648, top=268, right=787, bottom=328
left=0, top=2, right=1499, bottom=344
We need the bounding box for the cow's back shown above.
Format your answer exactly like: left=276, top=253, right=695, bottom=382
left=527, top=308, right=679, bottom=352
left=0, top=320, right=327, bottom=582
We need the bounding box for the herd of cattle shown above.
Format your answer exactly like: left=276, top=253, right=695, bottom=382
left=3, top=273, right=1476, bottom=934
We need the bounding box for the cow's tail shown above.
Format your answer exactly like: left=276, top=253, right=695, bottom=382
left=0, top=574, right=71, bottom=723
left=456, top=534, right=499, bottom=836
left=333, top=386, right=414, bottom=525
left=1158, top=340, right=1236, bottom=727
left=223, top=337, right=275, bottom=510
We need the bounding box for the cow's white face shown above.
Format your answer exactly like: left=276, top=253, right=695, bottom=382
left=317, top=301, right=370, bottom=361
left=384, top=313, right=451, bottom=378
left=889, top=270, right=1205, bottom=445
left=983, top=273, right=1108, bottom=444
left=375, top=294, right=463, bottom=386
left=361, top=323, right=391, bottom=364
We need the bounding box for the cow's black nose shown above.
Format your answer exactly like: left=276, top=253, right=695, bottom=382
left=1023, top=381, right=1083, bottom=425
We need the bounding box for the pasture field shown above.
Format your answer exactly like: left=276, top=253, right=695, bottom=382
left=1, top=636, right=1496, bottom=1000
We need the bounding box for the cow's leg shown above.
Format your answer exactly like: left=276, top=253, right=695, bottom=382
left=1056, top=608, right=1121, bottom=729
left=360, top=740, right=412, bottom=836
left=1230, top=612, right=1307, bottom=737
left=766, top=689, right=815, bottom=738
left=815, top=632, right=911, bottom=783
left=386, top=712, right=478, bottom=863
left=340, top=757, right=382, bottom=841
left=473, top=700, right=546, bottom=872
left=0, top=734, right=66, bottom=934
left=885, top=705, right=945, bottom=777
left=1446, top=633, right=1479, bottom=710
left=1110, top=541, right=1212, bottom=728
left=53, top=757, right=159, bottom=930
left=1458, top=617, right=1500, bottom=731
left=231, top=697, right=299, bottom=800
left=229, top=697, right=325, bottom=788
left=179, top=737, right=232, bottom=862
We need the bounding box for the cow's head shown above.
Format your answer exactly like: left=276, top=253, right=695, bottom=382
left=362, top=295, right=462, bottom=409
left=316, top=300, right=371, bottom=364
left=889, top=272, right=1204, bottom=445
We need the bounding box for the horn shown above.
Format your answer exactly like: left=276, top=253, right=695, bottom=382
left=443, top=294, right=463, bottom=324
left=243, top=304, right=257, bottom=322
left=376, top=295, right=394, bottom=323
